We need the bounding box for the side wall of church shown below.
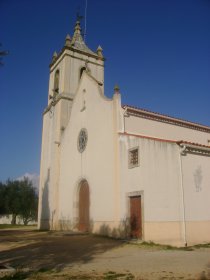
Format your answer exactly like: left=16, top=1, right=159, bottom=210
left=118, top=133, right=210, bottom=246
left=119, top=134, right=185, bottom=246
left=181, top=153, right=210, bottom=245
left=125, top=115, right=210, bottom=145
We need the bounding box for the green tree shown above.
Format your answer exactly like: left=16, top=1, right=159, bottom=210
left=19, top=178, right=38, bottom=225
left=4, top=178, right=38, bottom=225
left=0, top=182, right=7, bottom=215
left=4, top=180, right=22, bottom=224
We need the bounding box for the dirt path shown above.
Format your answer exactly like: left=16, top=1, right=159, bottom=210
left=0, top=229, right=210, bottom=279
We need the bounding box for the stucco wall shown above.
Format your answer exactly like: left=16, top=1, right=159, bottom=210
left=57, top=73, right=119, bottom=232
left=125, top=115, right=210, bottom=145
left=38, top=111, right=53, bottom=229
left=39, top=44, right=105, bottom=230
left=49, top=49, right=104, bottom=101
left=119, top=134, right=185, bottom=245
left=181, top=153, right=210, bottom=245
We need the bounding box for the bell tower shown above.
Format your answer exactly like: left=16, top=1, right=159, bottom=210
left=49, top=20, right=104, bottom=103
left=38, top=20, right=105, bottom=230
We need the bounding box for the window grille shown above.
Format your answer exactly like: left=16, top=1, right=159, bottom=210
left=129, top=148, right=139, bottom=168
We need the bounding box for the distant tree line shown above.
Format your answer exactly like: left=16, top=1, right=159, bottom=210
left=0, top=178, right=38, bottom=225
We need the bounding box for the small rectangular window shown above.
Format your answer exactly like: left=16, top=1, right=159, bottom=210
left=128, top=147, right=139, bottom=168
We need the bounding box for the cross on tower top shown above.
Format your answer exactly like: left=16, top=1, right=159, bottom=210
left=76, top=12, right=83, bottom=22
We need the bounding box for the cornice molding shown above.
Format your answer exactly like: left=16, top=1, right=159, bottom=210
left=50, top=51, right=104, bottom=73
left=178, top=141, right=210, bottom=156
left=119, top=132, right=210, bottom=156
left=50, top=46, right=105, bottom=70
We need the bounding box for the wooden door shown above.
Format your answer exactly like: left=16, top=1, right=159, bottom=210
left=78, top=181, right=90, bottom=232
left=130, top=196, right=142, bottom=238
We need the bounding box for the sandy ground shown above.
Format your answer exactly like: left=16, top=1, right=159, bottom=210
left=0, top=228, right=210, bottom=279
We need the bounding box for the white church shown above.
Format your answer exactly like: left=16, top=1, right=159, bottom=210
left=38, top=20, right=210, bottom=246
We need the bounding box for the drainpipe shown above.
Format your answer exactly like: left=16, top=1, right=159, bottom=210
left=179, top=144, right=187, bottom=246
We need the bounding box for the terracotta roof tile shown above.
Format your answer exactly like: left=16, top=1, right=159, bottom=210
left=177, top=140, right=210, bottom=149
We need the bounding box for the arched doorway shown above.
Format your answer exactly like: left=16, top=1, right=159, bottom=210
left=78, top=180, right=90, bottom=232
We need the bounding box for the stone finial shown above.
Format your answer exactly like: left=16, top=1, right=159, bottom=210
left=97, top=45, right=103, bottom=58
left=114, top=84, right=120, bottom=94
left=52, top=51, right=58, bottom=63
left=74, top=20, right=81, bottom=34
left=65, top=34, right=71, bottom=47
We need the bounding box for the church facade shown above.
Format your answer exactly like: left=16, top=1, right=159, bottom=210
left=38, top=21, right=210, bottom=246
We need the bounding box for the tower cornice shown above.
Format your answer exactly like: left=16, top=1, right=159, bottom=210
left=49, top=49, right=105, bottom=73
left=49, top=45, right=105, bottom=69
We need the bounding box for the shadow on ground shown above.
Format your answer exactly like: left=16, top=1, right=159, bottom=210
left=0, top=229, right=123, bottom=271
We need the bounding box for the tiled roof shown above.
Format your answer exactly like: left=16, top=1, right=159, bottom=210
left=122, top=104, right=210, bottom=133
left=177, top=140, right=210, bottom=149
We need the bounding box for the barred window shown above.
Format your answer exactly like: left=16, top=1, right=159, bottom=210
left=129, top=148, right=139, bottom=168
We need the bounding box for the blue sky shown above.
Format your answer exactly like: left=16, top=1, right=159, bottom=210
left=0, top=0, right=210, bottom=182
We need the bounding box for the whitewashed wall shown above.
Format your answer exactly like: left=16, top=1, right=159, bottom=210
left=181, top=153, right=210, bottom=245
left=125, top=115, right=210, bottom=145
left=57, top=73, right=120, bottom=232
left=119, top=134, right=185, bottom=246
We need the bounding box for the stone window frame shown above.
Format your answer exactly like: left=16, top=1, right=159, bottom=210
left=128, top=147, right=139, bottom=168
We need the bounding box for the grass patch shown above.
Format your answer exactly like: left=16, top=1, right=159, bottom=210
left=1, top=268, right=59, bottom=280
left=0, top=224, right=25, bottom=229
left=0, top=271, right=29, bottom=280
left=67, top=275, right=95, bottom=279
left=191, top=243, right=210, bottom=249
left=129, top=240, right=210, bottom=251
left=38, top=267, right=51, bottom=273
left=103, top=271, right=134, bottom=279
left=0, top=224, right=36, bottom=230
left=32, top=271, right=135, bottom=280
left=129, top=241, right=194, bottom=251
